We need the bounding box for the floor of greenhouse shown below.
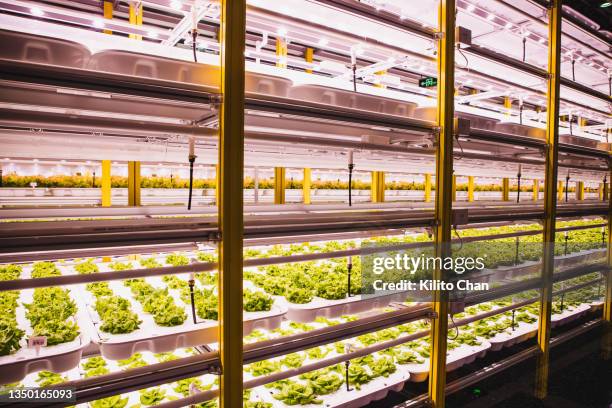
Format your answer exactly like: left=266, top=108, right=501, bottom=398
left=366, top=316, right=611, bottom=408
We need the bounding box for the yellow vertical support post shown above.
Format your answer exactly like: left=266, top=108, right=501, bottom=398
left=452, top=175, right=457, bottom=201
left=101, top=160, right=111, bottom=207
left=127, top=161, right=141, bottom=206
left=378, top=171, right=385, bottom=202
left=304, top=47, right=314, bottom=74
left=558, top=180, right=564, bottom=201
left=576, top=181, right=584, bottom=201
left=535, top=0, right=561, bottom=399
left=215, top=164, right=220, bottom=205
left=605, top=166, right=612, bottom=324
left=276, top=37, right=287, bottom=68
left=103, top=1, right=113, bottom=35
left=599, top=183, right=605, bottom=201
left=218, top=0, right=245, bottom=406
left=467, top=176, right=475, bottom=202
left=371, top=171, right=379, bottom=203
left=533, top=179, right=540, bottom=201
left=424, top=173, right=432, bottom=203
left=502, top=177, right=510, bottom=201
left=303, top=168, right=311, bottom=204
left=274, top=167, right=286, bottom=204
left=128, top=1, right=143, bottom=40
left=604, top=165, right=612, bottom=360
left=428, top=0, right=455, bottom=407
left=504, top=96, right=512, bottom=117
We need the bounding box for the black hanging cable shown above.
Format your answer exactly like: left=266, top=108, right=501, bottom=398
left=516, top=165, right=522, bottom=203
left=519, top=100, right=524, bottom=125
left=448, top=313, right=459, bottom=340
left=189, top=275, right=198, bottom=324
left=352, top=63, right=357, bottom=92
left=571, top=59, right=575, bottom=82
left=347, top=256, right=353, bottom=297
left=609, top=75, right=611, bottom=97
left=92, top=171, right=96, bottom=188
left=191, top=30, right=198, bottom=63
left=569, top=114, right=573, bottom=136
left=348, top=150, right=354, bottom=206
left=565, top=171, right=570, bottom=202
left=522, top=37, right=527, bottom=62
left=187, top=137, right=197, bottom=210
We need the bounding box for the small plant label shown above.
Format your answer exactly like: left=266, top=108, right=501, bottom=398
left=28, top=336, right=47, bottom=356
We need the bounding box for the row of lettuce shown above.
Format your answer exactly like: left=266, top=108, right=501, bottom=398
left=3, top=173, right=588, bottom=192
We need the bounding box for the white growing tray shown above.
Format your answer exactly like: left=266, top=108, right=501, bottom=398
left=84, top=272, right=287, bottom=360
left=0, top=267, right=90, bottom=384
left=402, top=340, right=492, bottom=383
left=487, top=322, right=538, bottom=351
left=282, top=291, right=410, bottom=323
left=251, top=363, right=410, bottom=408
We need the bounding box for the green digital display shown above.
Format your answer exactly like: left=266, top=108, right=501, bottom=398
left=418, top=76, right=438, bottom=88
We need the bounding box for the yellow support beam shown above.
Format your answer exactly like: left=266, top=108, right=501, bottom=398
left=127, top=161, right=141, bottom=206
left=533, top=179, right=540, bottom=201
left=452, top=174, right=457, bottom=201
left=504, top=96, right=512, bottom=117
left=276, top=37, right=287, bottom=68
left=557, top=180, right=564, bottom=201
left=303, top=168, right=311, bottom=204
left=467, top=176, right=475, bottom=202
left=576, top=181, right=584, bottom=201
left=502, top=177, right=510, bottom=201
left=424, top=173, right=432, bottom=203
left=128, top=1, right=143, bottom=40
left=428, top=0, right=455, bottom=407
left=215, top=164, right=220, bottom=205
left=274, top=167, right=286, bottom=204
left=101, top=160, right=111, bottom=207
left=599, top=183, right=605, bottom=201
left=304, top=47, right=314, bottom=74
left=219, top=0, right=245, bottom=406
left=606, top=167, right=612, bottom=324
left=103, top=1, right=113, bottom=35
left=535, top=0, right=561, bottom=399
left=370, top=171, right=385, bottom=202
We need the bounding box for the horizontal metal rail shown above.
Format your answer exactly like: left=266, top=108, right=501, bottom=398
left=0, top=203, right=607, bottom=257
left=0, top=222, right=606, bottom=291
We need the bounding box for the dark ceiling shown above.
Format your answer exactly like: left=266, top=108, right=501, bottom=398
left=564, top=0, right=612, bottom=31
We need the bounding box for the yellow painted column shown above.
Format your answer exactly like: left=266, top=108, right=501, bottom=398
left=101, top=160, right=111, bottom=207
left=128, top=1, right=143, bottom=40
left=378, top=171, right=385, bottom=202
left=557, top=180, right=564, bottom=201
left=219, top=0, right=245, bottom=405
left=303, top=168, right=311, bottom=204
left=127, top=161, right=141, bottom=206
left=599, top=183, right=605, bottom=201
left=371, top=171, right=379, bottom=203
left=535, top=0, right=561, bottom=399
left=424, top=173, right=432, bottom=203
left=451, top=174, right=457, bottom=201
left=467, top=176, right=474, bottom=202
left=533, top=179, right=540, bottom=201
left=103, top=1, right=113, bottom=35
left=576, top=181, right=584, bottom=200
left=502, top=177, right=510, bottom=201
left=428, top=0, right=455, bottom=406
left=304, top=47, right=314, bottom=74
left=276, top=37, right=287, bottom=68
left=274, top=167, right=286, bottom=204
left=504, top=96, right=512, bottom=117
